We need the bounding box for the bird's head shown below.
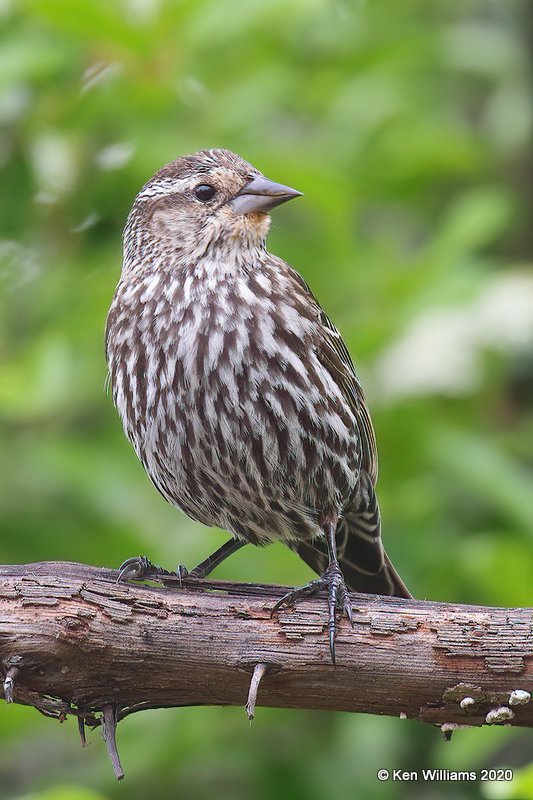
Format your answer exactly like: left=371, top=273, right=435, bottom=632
left=128, top=149, right=302, bottom=260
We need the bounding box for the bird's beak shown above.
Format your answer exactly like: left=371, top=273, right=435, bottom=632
left=229, top=176, right=302, bottom=215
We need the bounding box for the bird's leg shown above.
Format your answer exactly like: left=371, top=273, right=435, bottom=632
left=272, top=519, right=353, bottom=663
left=117, top=538, right=246, bottom=585
left=187, top=537, right=246, bottom=578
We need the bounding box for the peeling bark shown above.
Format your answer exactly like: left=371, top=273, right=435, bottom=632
left=1, top=561, right=533, bottom=777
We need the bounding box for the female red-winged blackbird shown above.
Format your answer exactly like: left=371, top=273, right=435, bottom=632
left=106, top=149, right=410, bottom=662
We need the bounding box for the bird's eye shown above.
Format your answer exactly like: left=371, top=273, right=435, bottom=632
left=194, top=184, right=216, bottom=202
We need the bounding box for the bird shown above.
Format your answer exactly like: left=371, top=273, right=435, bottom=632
left=105, top=148, right=411, bottom=662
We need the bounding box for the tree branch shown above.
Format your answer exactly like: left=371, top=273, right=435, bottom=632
left=1, top=562, right=532, bottom=776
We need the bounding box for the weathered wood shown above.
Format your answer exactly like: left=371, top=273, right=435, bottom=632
left=1, top=561, right=533, bottom=736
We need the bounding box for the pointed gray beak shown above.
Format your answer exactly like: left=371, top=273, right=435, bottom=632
left=230, top=175, right=302, bottom=215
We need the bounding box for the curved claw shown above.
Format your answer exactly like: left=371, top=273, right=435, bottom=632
left=117, top=556, right=153, bottom=584
left=271, top=578, right=323, bottom=617
left=176, top=564, right=189, bottom=587
left=341, top=588, right=354, bottom=627
left=117, top=556, right=178, bottom=585
left=271, top=564, right=353, bottom=664
left=329, top=627, right=336, bottom=665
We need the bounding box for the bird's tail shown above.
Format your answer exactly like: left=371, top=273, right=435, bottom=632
left=290, top=471, right=411, bottom=599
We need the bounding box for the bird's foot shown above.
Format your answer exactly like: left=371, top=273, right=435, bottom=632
left=272, top=561, right=353, bottom=664
left=117, top=556, right=190, bottom=586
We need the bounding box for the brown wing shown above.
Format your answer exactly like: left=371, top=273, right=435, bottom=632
left=286, top=266, right=378, bottom=484
left=283, top=265, right=411, bottom=599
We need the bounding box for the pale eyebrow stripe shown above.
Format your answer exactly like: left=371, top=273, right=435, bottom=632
left=136, top=177, right=190, bottom=200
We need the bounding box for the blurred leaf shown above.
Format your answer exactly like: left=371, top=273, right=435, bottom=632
left=12, top=787, right=109, bottom=800
left=482, top=763, right=533, bottom=799
left=433, top=187, right=514, bottom=256
left=1, top=0, right=532, bottom=796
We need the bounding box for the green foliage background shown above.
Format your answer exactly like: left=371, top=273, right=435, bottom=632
left=1, top=1, right=533, bottom=798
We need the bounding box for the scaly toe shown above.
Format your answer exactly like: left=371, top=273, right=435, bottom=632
left=117, top=556, right=153, bottom=583
left=117, top=556, right=178, bottom=585
left=340, top=586, right=354, bottom=627
left=321, top=564, right=353, bottom=662
left=271, top=566, right=352, bottom=663
left=271, top=578, right=325, bottom=617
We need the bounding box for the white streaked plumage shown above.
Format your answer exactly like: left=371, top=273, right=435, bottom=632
left=106, top=148, right=411, bottom=608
